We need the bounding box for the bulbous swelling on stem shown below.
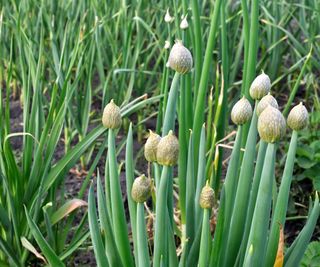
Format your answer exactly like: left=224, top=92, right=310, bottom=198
left=102, top=99, right=122, bottom=129
left=156, top=130, right=179, bottom=166
left=131, top=174, right=152, bottom=203
left=258, top=106, right=286, bottom=143
left=249, top=72, right=271, bottom=100
left=231, top=96, right=253, bottom=125
left=199, top=184, right=214, bottom=209
left=144, top=130, right=161, bottom=162
left=256, top=93, right=279, bottom=117
left=168, top=41, right=193, bottom=74
left=287, top=102, right=308, bottom=131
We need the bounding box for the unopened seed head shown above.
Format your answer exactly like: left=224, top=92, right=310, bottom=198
left=102, top=99, right=122, bottom=129
left=231, top=96, right=253, bottom=125
left=199, top=184, right=214, bottom=209
left=258, top=106, right=286, bottom=143
left=168, top=40, right=193, bottom=74
left=164, top=40, right=170, bottom=50
left=144, top=130, right=161, bottom=162
left=156, top=130, right=179, bottom=166
left=256, top=93, right=279, bottom=116
left=180, top=15, right=189, bottom=30
left=164, top=9, right=174, bottom=23
left=287, top=102, right=308, bottom=131
left=131, top=174, right=152, bottom=203
left=249, top=72, right=271, bottom=100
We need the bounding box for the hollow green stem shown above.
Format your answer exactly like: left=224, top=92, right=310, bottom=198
left=137, top=203, right=150, bottom=267
left=191, top=0, right=202, bottom=92
left=108, top=129, right=134, bottom=267
left=283, top=50, right=312, bottom=117
left=125, top=124, right=138, bottom=266
left=223, top=104, right=259, bottom=267
left=153, top=166, right=170, bottom=267
left=244, top=143, right=277, bottom=266
left=239, top=140, right=267, bottom=264
left=209, top=187, right=226, bottom=266
left=265, top=131, right=298, bottom=266
left=218, top=126, right=243, bottom=264
left=153, top=162, right=161, bottom=190
left=185, top=132, right=195, bottom=254
left=192, top=0, right=222, bottom=172
left=198, top=209, right=211, bottom=267
left=162, top=72, right=180, bottom=135
left=243, top=0, right=260, bottom=97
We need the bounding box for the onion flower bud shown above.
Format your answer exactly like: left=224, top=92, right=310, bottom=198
left=249, top=72, right=271, bottom=100
left=164, top=9, right=174, bottom=23
left=168, top=40, right=193, bottom=74
left=144, top=130, right=161, bottom=163
left=102, top=99, right=122, bottom=129
left=164, top=40, right=170, bottom=50
left=287, top=102, right=308, bottom=131
left=231, top=96, right=253, bottom=125
left=256, top=93, right=279, bottom=117
left=156, top=130, right=179, bottom=166
left=131, top=174, right=152, bottom=203
left=258, top=106, right=286, bottom=143
left=199, top=184, right=214, bottom=209
left=180, top=15, right=189, bottom=30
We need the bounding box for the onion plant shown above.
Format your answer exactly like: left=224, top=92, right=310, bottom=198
left=1, top=0, right=319, bottom=266
left=88, top=41, right=319, bottom=266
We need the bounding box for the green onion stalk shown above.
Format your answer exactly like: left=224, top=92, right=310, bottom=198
left=102, top=100, right=134, bottom=267
left=244, top=105, right=286, bottom=266
left=265, top=103, right=309, bottom=266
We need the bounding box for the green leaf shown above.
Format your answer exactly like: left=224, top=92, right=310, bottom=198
left=300, top=241, right=320, bottom=267
left=297, top=157, right=317, bottom=169
left=296, top=145, right=314, bottom=160
left=0, top=235, right=22, bottom=267
left=43, top=125, right=105, bottom=192
left=303, top=165, right=320, bottom=180
left=24, top=207, right=65, bottom=267
left=284, top=194, right=320, bottom=266
left=310, top=141, right=320, bottom=151
left=97, top=175, right=122, bottom=266
left=59, top=231, right=90, bottom=261
left=312, top=176, right=320, bottom=191
left=88, top=184, right=109, bottom=267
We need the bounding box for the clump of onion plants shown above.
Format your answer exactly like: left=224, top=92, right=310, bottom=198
left=88, top=48, right=320, bottom=267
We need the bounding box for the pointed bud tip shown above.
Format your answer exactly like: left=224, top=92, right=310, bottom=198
left=287, top=103, right=308, bottom=131
left=231, top=97, right=253, bottom=125
left=156, top=131, right=179, bottom=166
left=144, top=130, right=161, bottom=162
left=258, top=106, right=286, bottom=143
left=249, top=73, right=271, bottom=100
left=131, top=174, right=152, bottom=203
left=199, top=184, right=214, bottom=209
left=102, top=100, right=122, bottom=129
left=257, top=94, right=279, bottom=116
left=168, top=41, right=193, bottom=74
